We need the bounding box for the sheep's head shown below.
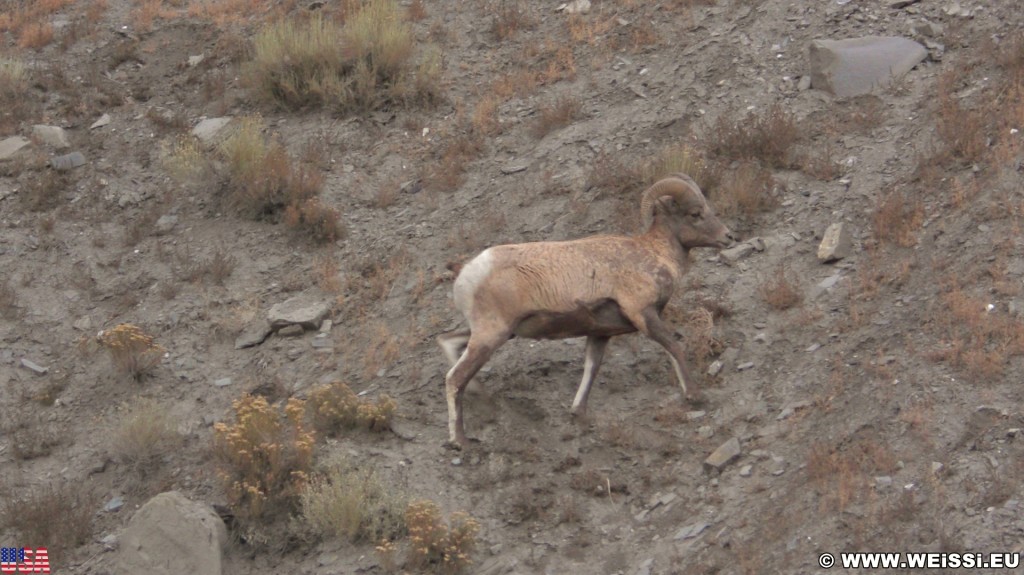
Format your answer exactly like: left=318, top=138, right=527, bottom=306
left=641, top=174, right=734, bottom=249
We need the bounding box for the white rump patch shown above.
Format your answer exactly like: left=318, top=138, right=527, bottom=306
left=453, top=248, right=494, bottom=318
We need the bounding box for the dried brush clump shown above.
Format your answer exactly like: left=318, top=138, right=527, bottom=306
left=404, top=500, right=480, bottom=574
left=300, top=459, right=407, bottom=543
left=707, top=103, right=801, bottom=168
left=97, top=323, right=166, bottom=382
left=0, top=482, right=96, bottom=566
left=213, top=395, right=315, bottom=523
left=306, top=380, right=396, bottom=435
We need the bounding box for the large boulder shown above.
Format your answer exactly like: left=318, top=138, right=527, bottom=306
left=115, top=491, right=227, bottom=575
left=808, top=36, right=927, bottom=97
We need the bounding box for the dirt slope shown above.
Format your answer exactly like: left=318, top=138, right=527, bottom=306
left=2, top=1, right=1023, bottom=574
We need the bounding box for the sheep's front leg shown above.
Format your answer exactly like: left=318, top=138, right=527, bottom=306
left=571, top=335, right=609, bottom=416
left=444, top=331, right=509, bottom=448
left=630, top=308, right=703, bottom=403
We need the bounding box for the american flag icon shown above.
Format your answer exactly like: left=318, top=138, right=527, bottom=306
left=0, top=547, right=50, bottom=574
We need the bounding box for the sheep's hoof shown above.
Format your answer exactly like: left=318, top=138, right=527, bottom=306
left=443, top=439, right=465, bottom=451
left=685, top=393, right=707, bottom=407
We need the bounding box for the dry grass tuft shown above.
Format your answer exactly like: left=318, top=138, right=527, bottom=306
left=113, top=397, right=182, bottom=482
left=871, top=186, right=923, bottom=247
left=491, top=0, right=534, bottom=41
left=0, top=482, right=96, bottom=565
left=928, top=283, right=1024, bottom=380
left=246, top=3, right=441, bottom=113
left=934, top=70, right=988, bottom=165
left=300, top=459, right=407, bottom=543
left=531, top=94, right=582, bottom=139
left=714, top=160, right=777, bottom=217
left=758, top=263, right=804, bottom=311
left=0, top=278, right=18, bottom=319
left=707, top=103, right=800, bottom=168
left=283, top=197, right=345, bottom=244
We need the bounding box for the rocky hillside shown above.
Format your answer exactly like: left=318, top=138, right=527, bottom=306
left=1, top=1, right=1023, bottom=574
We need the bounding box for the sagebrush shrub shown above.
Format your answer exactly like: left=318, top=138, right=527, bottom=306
left=97, top=323, right=165, bottom=382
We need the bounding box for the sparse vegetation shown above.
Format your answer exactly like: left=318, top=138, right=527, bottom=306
left=707, top=103, right=801, bottom=168
left=531, top=94, right=582, bottom=139
left=299, top=459, right=407, bottom=543
left=246, top=3, right=441, bottom=113
left=758, top=263, right=804, bottom=311
left=404, top=500, right=480, bottom=574
left=306, top=380, right=397, bottom=435
left=97, top=323, right=166, bottom=382
left=113, top=397, right=181, bottom=481
left=872, top=186, right=923, bottom=247
left=0, top=278, right=17, bottom=319
left=213, top=395, right=315, bottom=523
left=0, top=482, right=96, bottom=566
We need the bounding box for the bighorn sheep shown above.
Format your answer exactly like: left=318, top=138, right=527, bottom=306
left=437, top=174, right=734, bottom=447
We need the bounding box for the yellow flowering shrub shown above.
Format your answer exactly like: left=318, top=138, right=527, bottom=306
left=97, top=323, right=165, bottom=382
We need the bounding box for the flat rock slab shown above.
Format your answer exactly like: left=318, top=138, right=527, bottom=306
left=192, top=117, right=232, bottom=145
left=0, top=136, right=30, bottom=161
left=115, top=491, right=227, bottom=575
left=267, top=294, right=330, bottom=331
left=705, top=437, right=741, bottom=471
left=50, top=152, right=87, bottom=171
left=235, top=320, right=272, bottom=349
left=809, top=36, right=927, bottom=97
left=32, top=124, right=71, bottom=149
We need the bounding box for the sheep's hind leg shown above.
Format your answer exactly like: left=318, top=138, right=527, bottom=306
left=438, top=329, right=471, bottom=366
left=571, top=335, right=609, bottom=416
left=445, top=331, right=510, bottom=448
left=628, top=308, right=703, bottom=404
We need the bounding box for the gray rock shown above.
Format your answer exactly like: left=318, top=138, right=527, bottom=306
left=105, top=496, right=125, bottom=512
left=673, top=522, right=709, bottom=540
left=0, top=136, right=31, bottom=161
left=311, top=334, right=333, bottom=349
left=720, top=242, right=756, bottom=263
left=797, top=75, right=812, bottom=90
left=32, top=125, right=70, bottom=149
left=267, top=294, right=331, bottom=330
left=707, top=360, right=723, bottom=376
left=739, top=464, right=753, bottom=477
left=114, top=491, right=227, bottom=575
left=817, top=222, right=852, bottom=262
left=705, top=437, right=741, bottom=471
left=912, top=20, right=943, bottom=38
left=636, top=558, right=654, bottom=575
left=213, top=377, right=233, bottom=388
left=736, top=361, right=754, bottom=371
left=686, top=410, right=706, bottom=421
left=319, top=319, right=333, bottom=333
left=808, top=36, right=928, bottom=97
left=188, top=54, right=205, bottom=67
left=154, top=215, right=178, bottom=235
left=20, top=358, right=48, bottom=375
left=191, top=117, right=233, bottom=145
left=558, top=0, right=590, bottom=14
left=500, top=164, right=527, bottom=175
left=90, top=114, right=112, bottom=130
left=277, top=324, right=305, bottom=337
left=50, top=152, right=87, bottom=171
left=234, top=320, right=272, bottom=349
left=890, top=0, right=920, bottom=7
left=100, top=533, right=119, bottom=550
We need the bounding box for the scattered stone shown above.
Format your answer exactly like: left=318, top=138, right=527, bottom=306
left=20, top=358, right=48, bottom=375
left=500, top=164, right=527, bottom=175
left=114, top=491, right=227, bottom=575
left=50, top=151, right=87, bottom=171
left=912, top=20, right=943, bottom=38
left=73, top=316, right=93, bottom=331
left=687, top=410, right=706, bottom=421
left=90, top=114, right=112, bottom=130
left=636, top=557, right=654, bottom=575
left=451, top=457, right=462, bottom=466
left=736, top=361, right=754, bottom=371
left=705, top=437, right=741, bottom=472
left=931, top=461, right=944, bottom=474
left=808, top=36, right=928, bottom=97
left=889, top=0, right=921, bottom=7
left=707, top=360, right=723, bottom=376
left=234, top=320, right=272, bottom=349
left=0, top=136, right=30, bottom=161
left=154, top=214, right=178, bottom=235
left=812, top=272, right=844, bottom=299
left=213, top=377, right=233, bottom=388
left=817, top=222, right=852, bottom=262
left=191, top=117, right=233, bottom=145
left=797, top=75, right=812, bottom=90
left=806, top=343, right=821, bottom=352
left=557, top=0, right=590, bottom=14
left=875, top=476, right=893, bottom=488
left=319, top=319, right=333, bottom=333
left=1008, top=428, right=1022, bottom=438
left=720, top=242, right=756, bottom=263
left=673, top=522, right=710, bottom=540
left=739, top=464, right=753, bottom=477
left=311, top=334, right=333, bottom=349
left=697, top=425, right=714, bottom=440
left=188, top=54, right=205, bottom=67
left=32, top=124, right=70, bottom=149
left=277, top=324, right=305, bottom=337
left=100, top=533, right=119, bottom=550
left=777, top=400, right=813, bottom=420
left=268, top=294, right=331, bottom=331
left=105, top=496, right=125, bottom=513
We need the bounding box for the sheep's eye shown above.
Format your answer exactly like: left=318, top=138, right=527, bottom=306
left=690, top=211, right=702, bottom=219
